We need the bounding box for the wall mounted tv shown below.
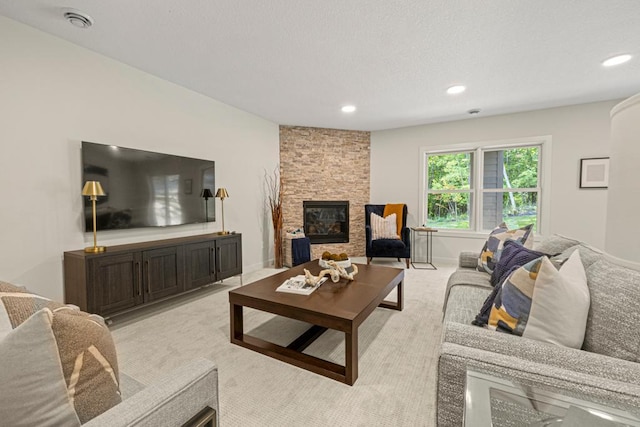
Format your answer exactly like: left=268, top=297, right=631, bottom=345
left=82, top=141, right=215, bottom=231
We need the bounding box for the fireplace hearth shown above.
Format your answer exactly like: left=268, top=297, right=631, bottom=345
left=303, top=201, right=349, bottom=244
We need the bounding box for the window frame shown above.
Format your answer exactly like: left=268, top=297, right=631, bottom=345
left=424, top=149, right=476, bottom=230
left=419, top=136, right=552, bottom=236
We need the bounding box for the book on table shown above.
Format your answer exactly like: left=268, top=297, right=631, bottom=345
left=276, top=275, right=328, bottom=295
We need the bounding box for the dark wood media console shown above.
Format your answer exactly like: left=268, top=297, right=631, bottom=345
left=64, top=233, right=242, bottom=318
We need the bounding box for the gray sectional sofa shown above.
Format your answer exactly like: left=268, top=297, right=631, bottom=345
left=86, top=358, right=219, bottom=427
left=437, top=235, right=640, bottom=426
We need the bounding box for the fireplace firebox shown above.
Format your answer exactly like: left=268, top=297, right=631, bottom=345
left=303, top=201, right=349, bottom=244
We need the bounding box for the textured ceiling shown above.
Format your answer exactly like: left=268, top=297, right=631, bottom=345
left=1, top=1, right=639, bottom=131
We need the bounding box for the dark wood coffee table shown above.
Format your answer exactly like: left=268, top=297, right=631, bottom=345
left=228, top=260, right=404, bottom=385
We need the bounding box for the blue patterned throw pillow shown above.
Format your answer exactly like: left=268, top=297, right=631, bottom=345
left=490, top=240, right=547, bottom=287
left=477, top=222, right=534, bottom=274
left=488, top=256, right=543, bottom=335
left=472, top=238, right=545, bottom=327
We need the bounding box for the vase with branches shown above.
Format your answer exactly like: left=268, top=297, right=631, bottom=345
left=265, top=166, right=284, bottom=268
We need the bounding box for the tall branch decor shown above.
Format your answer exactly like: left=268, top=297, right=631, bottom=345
left=266, top=166, right=284, bottom=268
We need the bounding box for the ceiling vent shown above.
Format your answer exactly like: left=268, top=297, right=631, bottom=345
left=63, top=9, right=94, bottom=29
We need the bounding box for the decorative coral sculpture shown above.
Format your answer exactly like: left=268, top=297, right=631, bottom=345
left=325, top=260, right=358, bottom=281
left=303, top=269, right=325, bottom=286
left=303, top=261, right=359, bottom=285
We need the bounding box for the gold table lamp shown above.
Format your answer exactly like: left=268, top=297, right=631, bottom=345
left=82, top=180, right=106, bottom=253
left=215, top=187, right=229, bottom=235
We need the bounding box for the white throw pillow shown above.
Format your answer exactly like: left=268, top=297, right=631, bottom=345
left=523, top=251, right=590, bottom=348
left=370, top=212, right=400, bottom=240
left=0, top=309, right=82, bottom=426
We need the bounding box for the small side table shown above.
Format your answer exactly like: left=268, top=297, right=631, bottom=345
left=410, top=227, right=437, bottom=270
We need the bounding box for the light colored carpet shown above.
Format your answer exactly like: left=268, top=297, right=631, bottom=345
left=110, top=258, right=456, bottom=426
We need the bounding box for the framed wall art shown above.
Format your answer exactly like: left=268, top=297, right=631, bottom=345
left=579, top=157, right=610, bottom=189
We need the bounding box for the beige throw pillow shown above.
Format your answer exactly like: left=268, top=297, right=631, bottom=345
left=523, top=251, right=590, bottom=348
left=0, top=282, right=122, bottom=424
left=370, top=212, right=400, bottom=240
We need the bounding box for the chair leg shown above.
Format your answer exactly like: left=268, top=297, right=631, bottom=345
left=405, top=258, right=410, bottom=269
left=367, top=257, right=372, bottom=264
left=397, top=258, right=401, bottom=262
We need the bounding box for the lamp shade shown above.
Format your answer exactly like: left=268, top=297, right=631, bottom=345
left=215, top=188, right=229, bottom=199
left=82, top=181, right=105, bottom=197
left=201, top=188, right=214, bottom=199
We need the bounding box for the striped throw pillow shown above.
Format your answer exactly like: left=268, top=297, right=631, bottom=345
left=370, top=212, right=400, bottom=240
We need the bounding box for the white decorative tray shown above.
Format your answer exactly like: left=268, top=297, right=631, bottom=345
left=319, top=258, right=351, bottom=269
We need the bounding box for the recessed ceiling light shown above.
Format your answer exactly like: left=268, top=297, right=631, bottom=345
left=602, top=54, right=631, bottom=67
left=447, top=85, right=466, bottom=95
left=341, top=105, right=356, bottom=113
left=63, top=9, right=94, bottom=29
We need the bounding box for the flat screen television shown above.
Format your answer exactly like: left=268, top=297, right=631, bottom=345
left=82, top=141, right=215, bottom=231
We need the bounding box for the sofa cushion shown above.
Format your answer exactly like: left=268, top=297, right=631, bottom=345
left=444, top=285, right=492, bottom=324
left=443, top=269, right=492, bottom=317
left=554, top=243, right=603, bottom=269
left=477, top=222, right=534, bottom=274
left=533, top=234, right=581, bottom=254
left=370, top=212, right=400, bottom=240
left=472, top=282, right=505, bottom=327
left=371, top=238, right=405, bottom=251
left=0, top=282, right=122, bottom=424
left=583, top=258, right=640, bottom=362
left=488, top=252, right=589, bottom=348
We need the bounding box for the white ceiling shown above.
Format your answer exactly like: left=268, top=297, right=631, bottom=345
left=1, top=1, right=639, bottom=131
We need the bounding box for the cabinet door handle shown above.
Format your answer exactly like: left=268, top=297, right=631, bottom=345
left=145, top=260, right=150, bottom=294
left=211, top=247, right=215, bottom=275
left=136, top=262, right=142, bottom=296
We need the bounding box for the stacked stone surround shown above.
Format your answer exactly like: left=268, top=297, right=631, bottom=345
left=279, top=125, right=370, bottom=259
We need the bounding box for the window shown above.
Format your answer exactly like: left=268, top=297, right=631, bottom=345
left=426, top=151, right=475, bottom=230
left=421, top=137, right=550, bottom=233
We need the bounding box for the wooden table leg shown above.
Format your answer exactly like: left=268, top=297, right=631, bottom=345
left=230, top=303, right=243, bottom=342
left=379, top=280, right=404, bottom=311
left=345, top=326, right=358, bottom=385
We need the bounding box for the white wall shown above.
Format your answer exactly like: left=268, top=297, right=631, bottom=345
left=606, top=93, right=640, bottom=264
left=371, top=101, right=618, bottom=263
left=0, top=17, right=280, bottom=300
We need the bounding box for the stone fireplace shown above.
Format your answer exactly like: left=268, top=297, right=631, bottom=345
left=280, top=125, right=370, bottom=259
left=303, top=201, right=349, bottom=244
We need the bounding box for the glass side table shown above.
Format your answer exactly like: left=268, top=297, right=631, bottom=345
left=464, top=370, right=640, bottom=427
left=410, top=227, right=437, bottom=270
